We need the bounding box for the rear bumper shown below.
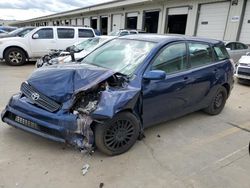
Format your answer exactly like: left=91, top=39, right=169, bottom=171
left=1, top=94, right=78, bottom=143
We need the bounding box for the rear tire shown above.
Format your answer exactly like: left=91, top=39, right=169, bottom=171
left=95, top=112, right=140, bottom=156
left=204, top=86, right=227, bottom=115
left=4, top=47, right=26, bottom=66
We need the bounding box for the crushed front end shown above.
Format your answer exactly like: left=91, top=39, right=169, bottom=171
left=1, top=64, right=141, bottom=152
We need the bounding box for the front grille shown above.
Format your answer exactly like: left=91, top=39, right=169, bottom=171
left=238, top=67, right=250, bottom=76
left=21, top=82, right=61, bottom=112
left=7, top=112, right=63, bottom=138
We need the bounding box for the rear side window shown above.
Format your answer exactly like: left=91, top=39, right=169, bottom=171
left=57, top=28, right=74, bottom=39
left=34, top=28, right=53, bottom=39
left=235, top=42, right=247, bottom=50
left=214, top=45, right=230, bottom=61
left=78, top=29, right=94, bottom=38
left=188, top=42, right=213, bottom=68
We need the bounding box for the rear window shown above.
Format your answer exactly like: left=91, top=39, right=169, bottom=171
left=78, top=29, right=94, bottom=38
left=57, top=28, right=74, bottom=39
left=214, top=45, right=230, bottom=61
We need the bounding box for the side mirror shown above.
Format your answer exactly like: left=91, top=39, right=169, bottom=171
left=143, top=70, right=166, bottom=80
left=32, top=33, right=39, bottom=39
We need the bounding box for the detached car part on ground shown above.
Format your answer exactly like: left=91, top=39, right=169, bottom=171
left=235, top=52, right=250, bottom=84
left=1, top=35, right=234, bottom=155
left=36, top=36, right=114, bottom=68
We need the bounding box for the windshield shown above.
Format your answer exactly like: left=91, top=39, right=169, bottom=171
left=75, top=37, right=107, bottom=52
left=8, top=28, right=24, bottom=35
left=8, top=27, right=34, bottom=37
left=82, top=39, right=156, bottom=75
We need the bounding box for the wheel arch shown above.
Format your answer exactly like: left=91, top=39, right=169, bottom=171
left=3, top=46, right=29, bottom=59
left=222, top=83, right=230, bottom=98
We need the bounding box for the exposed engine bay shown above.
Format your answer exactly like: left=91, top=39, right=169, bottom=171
left=70, top=74, right=128, bottom=152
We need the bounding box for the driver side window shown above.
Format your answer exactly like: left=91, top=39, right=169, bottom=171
left=152, top=43, right=187, bottom=74
left=34, top=28, right=53, bottom=39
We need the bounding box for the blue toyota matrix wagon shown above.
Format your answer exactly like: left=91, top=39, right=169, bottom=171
left=1, top=35, right=234, bottom=155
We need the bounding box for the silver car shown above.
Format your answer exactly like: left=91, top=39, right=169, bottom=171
left=225, top=41, right=250, bottom=62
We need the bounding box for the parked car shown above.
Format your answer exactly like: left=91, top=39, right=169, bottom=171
left=225, top=41, right=250, bottom=62
left=0, top=26, right=17, bottom=32
left=235, top=52, right=250, bottom=83
left=0, top=27, right=35, bottom=38
left=1, top=34, right=234, bottom=155
left=0, top=29, right=7, bottom=34
left=0, top=26, right=96, bottom=66
left=109, top=29, right=145, bottom=36
left=36, top=36, right=115, bottom=68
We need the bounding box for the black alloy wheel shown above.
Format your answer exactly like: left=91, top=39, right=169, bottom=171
left=95, top=112, right=140, bottom=155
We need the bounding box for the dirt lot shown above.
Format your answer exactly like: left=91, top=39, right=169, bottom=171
left=0, top=61, right=250, bottom=188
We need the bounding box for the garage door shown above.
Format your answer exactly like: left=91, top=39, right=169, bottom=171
left=239, top=0, right=250, bottom=44
left=84, top=18, right=90, bottom=27
left=112, top=14, right=123, bottom=31
left=196, top=2, right=230, bottom=40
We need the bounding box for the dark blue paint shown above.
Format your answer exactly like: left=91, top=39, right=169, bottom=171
left=1, top=34, right=234, bottom=145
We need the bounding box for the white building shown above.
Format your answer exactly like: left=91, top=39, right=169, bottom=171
left=9, top=0, right=250, bottom=44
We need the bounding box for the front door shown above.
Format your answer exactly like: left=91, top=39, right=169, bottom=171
left=142, top=42, right=190, bottom=127
left=29, top=28, right=56, bottom=57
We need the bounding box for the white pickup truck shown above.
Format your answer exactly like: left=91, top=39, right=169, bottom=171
left=0, top=26, right=96, bottom=65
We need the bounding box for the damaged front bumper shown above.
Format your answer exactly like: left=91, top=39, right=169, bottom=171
left=1, top=93, right=94, bottom=149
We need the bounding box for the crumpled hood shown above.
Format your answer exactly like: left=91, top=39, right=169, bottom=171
left=27, top=63, right=114, bottom=103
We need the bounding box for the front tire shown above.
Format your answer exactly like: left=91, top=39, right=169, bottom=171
left=4, top=47, right=26, bottom=66
left=95, top=112, right=140, bottom=156
left=204, top=86, right=227, bottom=115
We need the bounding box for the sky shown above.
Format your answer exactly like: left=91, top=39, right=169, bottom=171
left=0, top=0, right=112, bottom=21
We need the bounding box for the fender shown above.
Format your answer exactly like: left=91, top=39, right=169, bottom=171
left=0, top=37, right=31, bottom=58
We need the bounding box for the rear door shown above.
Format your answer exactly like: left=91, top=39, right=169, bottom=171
left=184, top=41, right=219, bottom=108
left=29, top=27, right=56, bottom=57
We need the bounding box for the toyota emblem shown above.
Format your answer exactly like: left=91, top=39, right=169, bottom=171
left=31, top=92, right=40, bottom=101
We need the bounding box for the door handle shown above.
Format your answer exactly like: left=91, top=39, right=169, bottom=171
left=184, top=76, right=189, bottom=81
left=213, top=69, right=218, bottom=72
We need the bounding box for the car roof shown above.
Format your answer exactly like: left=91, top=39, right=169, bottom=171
left=120, top=34, right=222, bottom=45
left=37, top=26, right=93, bottom=30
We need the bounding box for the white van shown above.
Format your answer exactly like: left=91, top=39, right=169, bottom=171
left=0, top=26, right=96, bottom=65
